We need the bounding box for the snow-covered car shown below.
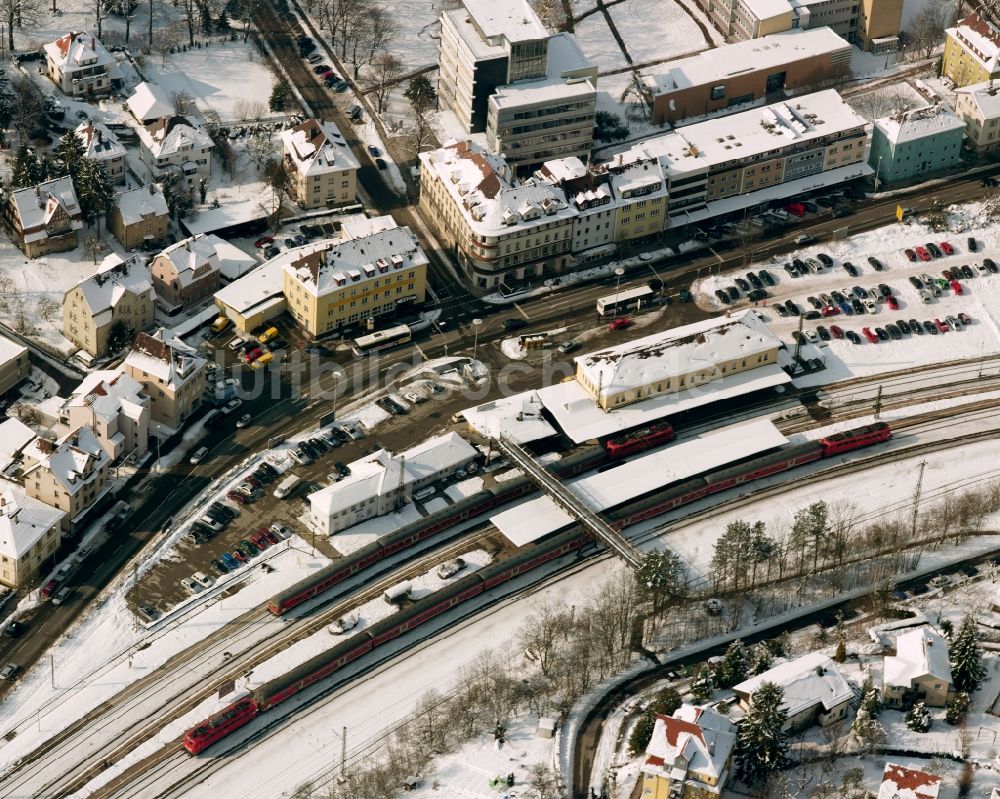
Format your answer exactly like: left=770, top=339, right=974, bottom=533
left=436, top=558, right=466, bottom=579
left=918, top=289, right=933, bottom=304
left=181, top=578, right=202, bottom=594
left=864, top=300, right=878, bottom=313
left=328, top=614, right=359, bottom=635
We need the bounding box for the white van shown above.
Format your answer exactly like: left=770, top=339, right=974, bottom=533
left=274, top=474, right=302, bottom=499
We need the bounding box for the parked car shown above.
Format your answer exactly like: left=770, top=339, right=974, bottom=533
left=862, top=327, right=878, bottom=343
left=608, top=317, right=631, bottom=331
left=221, top=553, right=240, bottom=570
left=784, top=299, right=800, bottom=316
left=909, top=318, right=923, bottom=335
left=0, top=663, right=19, bottom=680
left=950, top=280, right=963, bottom=295
left=868, top=256, right=884, bottom=270
left=846, top=330, right=862, bottom=344
left=958, top=312, right=972, bottom=325
left=923, top=320, right=938, bottom=335
left=914, top=246, right=932, bottom=261
left=367, top=144, right=380, bottom=157
left=985, top=257, right=999, bottom=273
left=557, top=340, right=580, bottom=354
left=842, top=261, right=858, bottom=276
left=968, top=237, right=978, bottom=252
left=254, top=235, right=274, bottom=248
left=940, top=241, right=955, bottom=255
left=189, top=446, right=209, bottom=465
left=903, top=248, right=917, bottom=262
left=714, top=289, right=730, bottom=304
left=961, top=264, right=974, bottom=279
left=886, top=295, right=899, bottom=310
left=926, top=242, right=942, bottom=258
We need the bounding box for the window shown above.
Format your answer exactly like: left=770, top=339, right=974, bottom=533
left=710, top=85, right=726, bottom=101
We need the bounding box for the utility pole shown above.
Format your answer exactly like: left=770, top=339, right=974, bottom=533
left=873, top=384, right=883, bottom=419
left=341, top=725, right=347, bottom=777
left=791, top=315, right=804, bottom=371
left=911, top=460, right=927, bottom=539
left=50, top=654, right=55, bottom=689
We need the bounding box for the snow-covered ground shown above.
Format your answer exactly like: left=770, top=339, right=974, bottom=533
left=605, top=0, right=707, bottom=66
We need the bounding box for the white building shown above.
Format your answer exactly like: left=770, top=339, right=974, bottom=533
left=137, top=116, right=214, bottom=192
left=126, top=81, right=175, bottom=124
left=278, top=119, right=359, bottom=209
left=732, top=652, right=854, bottom=732
left=75, top=121, right=127, bottom=184
left=43, top=31, right=118, bottom=97
left=54, top=370, right=150, bottom=461
left=0, top=481, right=66, bottom=589
left=0, top=419, right=36, bottom=476
left=882, top=626, right=953, bottom=708
left=308, top=432, right=479, bottom=535
left=954, top=81, right=1000, bottom=152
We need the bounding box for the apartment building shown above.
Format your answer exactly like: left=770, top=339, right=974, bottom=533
left=645, top=28, right=851, bottom=125
left=137, top=115, right=213, bottom=193
left=857, top=0, right=904, bottom=53
left=575, top=312, right=781, bottom=411
left=638, top=705, right=736, bottom=799
left=943, top=13, right=1000, bottom=88
left=22, top=427, right=111, bottom=532
left=278, top=119, right=359, bottom=209
left=0, top=482, right=65, bottom=589
left=51, top=369, right=150, bottom=462
left=5, top=176, right=84, bottom=258
left=63, top=254, right=156, bottom=359
left=76, top=121, right=126, bottom=184
left=438, top=0, right=597, bottom=170
left=535, top=158, right=617, bottom=254
left=282, top=224, right=429, bottom=336
left=123, top=331, right=206, bottom=431
left=107, top=184, right=169, bottom=251
left=43, top=31, right=118, bottom=97
left=150, top=234, right=223, bottom=307
left=868, top=105, right=965, bottom=185
left=955, top=82, right=1000, bottom=153
left=419, top=140, right=575, bottom=288
left=0, top=335, right=29, bottom=397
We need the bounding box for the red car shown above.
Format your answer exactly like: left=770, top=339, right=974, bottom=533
left=829, top=324, right=844, bottom=339
left=41, top=579, right=58, bottom=598
left=821, top=305, right=839, bottom=317
left=914, top=246, right=932, bottom=262
left=958, top=312, right=972, bottom=325
left=785, top=203, right=806, bottom=217
left=245, top=347, right=264, bottom=364
left=261, top=529, right=280, bottom=545
left=886, top=295, right=899, bottom=310
left=608, top=317, right=631, bottom=331
left=319, top=67, right=334, bottom=77
left=862, top=327, right=879, bottom=343
left=251, top=533, right=270, bottom=550
left=940, top=241, right=954, bottom=255
left=226, top=490, right=249, bottom=505
left=254, top=235, right=274, bottom=248
left=950, top=280, right=963, bottom=295
left=903, top=248, right=916, bottom=262
left=232, top=550, right=248, bottom=563
left=934, top=318, right=949, bottom=333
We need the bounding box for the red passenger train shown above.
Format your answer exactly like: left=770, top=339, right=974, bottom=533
left=605, top=420, right=676, bottom=459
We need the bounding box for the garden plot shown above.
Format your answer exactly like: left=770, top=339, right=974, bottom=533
left=606, top=0, right=707, bottom=66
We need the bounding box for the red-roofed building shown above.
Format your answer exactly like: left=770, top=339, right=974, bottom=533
left=877, top=763, right=941, bottom=799
left=638, top=704, right=736, bottom=799
left=43, top=32, right=117, bottom=97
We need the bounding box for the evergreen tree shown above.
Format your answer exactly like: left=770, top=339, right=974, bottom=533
left=11, top=142, right=39, bottom=188
left=75, top=160, right=115, bottom=229
left=628, top=711, right=657, bottom=756
left=0, top=92, right=12, bottom=141
left=690, top=663, right=715, bottom=703
left=749, top=642, right=773, bottom=676
left=905, top=701, right=931, bottom=733
left=215, top=7, right=229, bottom=32
left=851, top=703, right=886, bottom=754
left=404, top=75, right=436, bottom=113
left=648, top=687, right=682, bottom=717
left=859, top=686, right=882, bottom=718
left=735, top=681, right=789, bottom=787
left=54, top=130, right=86, bottom=177
left=946, top=691, right=971, bottom=726
left=719, top=640, right=749, bottom=688
left=269, top=81, right=291, bottom=112
left=834, top=639, right=847, bottom=663
left=200, top=0, right=213, bottom=35
left=107, top=320, right=136, bottom=353
left=950, top=615, right=986, bottom=693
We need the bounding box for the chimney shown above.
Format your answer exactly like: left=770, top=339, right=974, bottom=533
left=148, top=183, right=155, bottom=195
left=91, top=36, right=95, bottom=49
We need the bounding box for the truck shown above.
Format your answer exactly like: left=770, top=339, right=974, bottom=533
left=273, top=474, right=302, bottom=499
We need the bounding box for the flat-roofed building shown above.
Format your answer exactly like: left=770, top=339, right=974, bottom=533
left=645, top=28, right=851, bottom=125
left=868, top=105, right=965, bottom=186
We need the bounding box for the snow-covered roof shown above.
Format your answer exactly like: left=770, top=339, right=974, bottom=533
left=124, top=330, right=205, bottom=389
left=283, top=226, right=428, bottom=299
left=44, top=31, right=114, bottom=73
left=884, top=626, right=952, bottom=688
left=492, top=418, right=786, bottom=546
left=75, top=121, right=126, bottom=163
left=126, top=81, right=175, bottom=122
left=461, top=391, right=557, bottom=444
left=308, top=432, right=477, bottom=519
left=66, top=369, right=147, bottom=423
left=732, top=652, right=853, bottom=718
left=489, top=33, right=595, bottom=110
left=115, top=184, right=168, bottom=226
left=22, top=426, right=109, bottom=496
left=154, top=233, right=221, bottom=288
left=72, top=253, right=154, bottom=326
left=279, top=119, right=359, bottom=178
left=950, top=13, right=1000, bottom=73
left=576, top=311, right=781, bottom=401
left=0, top=480, right=65, bottom=560
left=0, top=334, right=26, bottom=369
left=9, top=176, right=83, bottom=243
left=340, top=214, right=398, bottom=240
left=646, top=28, right=850, bottom=96
left=641, top=704, right=735, bottom=788
left=213, top=256, right=287, bottom=316
left=878, top=763, right=942, bottom=799
left=462, top=0, right=548, bottom=43
left=137, top=115, right=213, bottom=159
left=955, top=80, right=1000, bottom=119
left=0, top=419, right=35, bottom=460
left=419, top=140, right=575, bottom=237
left=874, top=105, right=965, bottom=146
left=618, top=89, right=866, bottom=177
left=740, top=0, right=792, bottom=19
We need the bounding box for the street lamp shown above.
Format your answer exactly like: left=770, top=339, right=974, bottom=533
left=434, top=321, right=448, bottom=356
left=874, top=155, right=883, bottom=194
left=471, top=318, right=483, bottom=362
left=613, top=267, right=625, bottom=317
left=331, top=370, right=343, bottom=420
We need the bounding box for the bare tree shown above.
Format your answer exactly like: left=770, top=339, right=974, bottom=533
left=170, top=90, right=197, bottom=116
left=86, top=0, right=110, bottom=38
left=0, top=0, right=44, bottom=52
left=518, top=601, right=572, bottom=678
left=366, top=52, right=402, bottom=114
left=10, top=77, right=44, bottom=134
left=404, top=104, right=436, bottom=156
left=233, top=99, right=267, bottom=122
left=905, top=4, right=950, bottom=59
left=106, top=0, right=139, bottom=45
left=244, top=129, right=276, bottom=169
left=850, top=88, right=918, bottom=122
left=349, top=3, right=395, bottom=79
left=530, top=0, right=566, bottom=30
left=180, top=0, right=198, bottom=46
left=36, top=297, right=60, bottom=323
left=84, top=235, right=108, bottom=264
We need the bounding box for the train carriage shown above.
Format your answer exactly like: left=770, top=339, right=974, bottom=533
left=183, top=698, right=259, bottom=754
left=268, top=541, right=385, bottom=615
left=367, top=574, right=485, bottom=646
left=820, top=422, right=891, bottom=456
left=254, top=635, right=376, bottom=710
left=702, top=442, right=824, bottom=494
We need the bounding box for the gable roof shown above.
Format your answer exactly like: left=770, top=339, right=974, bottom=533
left=115, top=184, right=169, bottom=226
left=70, top=253, right=153, bottom=327
left=279, top=119, right=359, bottom=178
left=44, top=31, right=115, bottom=72
left=878, top=763, right=941, bottom=799
left=9, top=176, right=84, bottom=243
left=66, top=369, right=147, bottom=424
left=0, top=480, right=65, bottom=559
left=137, top=115, right=213, bottom=159
left=126, top=81, right=176, bottom=122
left=641, top=704, right=735, bottom=790
left=75, top=121, right=126, bottom=163
left=154, top=233, right=219, bottom=286
left=884, top=626, right=952, bottom=687
left=124, top=329, right=205, bottom=388
left=733, top=652, right=853, bottom=718
left=22, top=426, right=109, bottom=496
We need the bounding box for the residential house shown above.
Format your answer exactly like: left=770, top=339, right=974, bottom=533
left=57, top=370, right=150, bottom=461
left=868, top=105, right=965, bottom=186
left=137, top=116, right=214, bottom=193
left=150, top=234, right=223, bottom=307
left=22, top=426, right=111, bottom=532
left=43, top=31, right=118, bottom=97
left=954, top=81, right=1000, bottom=153
left=308, top=432, right=478, bottom=535
left=278, top=119, right=359, bottom=209
left=0, top=419, right=36, bottom=477
left=0, top=334, right=29, bottom=396
left=107, top=184, right=170, bottom=251
left=63, top=254, right=156, bottom=359
left=943, top=13, right=1000, bottom=88
left=123, top=330, right=206, bottom=431
left=882, top=626, right=953, bottom=708
left=732, top=652, right=853, bottom=732
left=638, top=704, right=736, bottom=799
left=76, top=121, right=126, bottom=184
left=125, top=81, right=175, bottom=124
left=0, top=482, right=65, bottom=589
left=5, top=176, right=84, bottom=258
left=877, top=763, right=941, bottom=799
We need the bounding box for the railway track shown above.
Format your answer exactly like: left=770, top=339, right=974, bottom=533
left=0, top=527, right=495, bottom=799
